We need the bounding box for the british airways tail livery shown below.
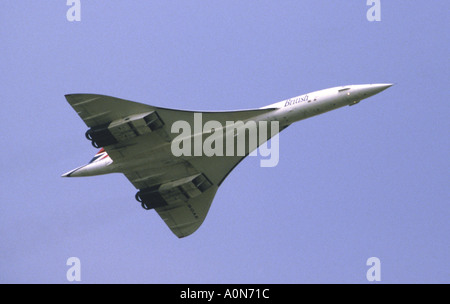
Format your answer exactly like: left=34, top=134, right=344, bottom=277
left=62, top=83, right=393, bottom=238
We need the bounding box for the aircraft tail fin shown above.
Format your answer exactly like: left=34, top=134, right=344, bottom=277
left=88, top=148, right=108, bottom=163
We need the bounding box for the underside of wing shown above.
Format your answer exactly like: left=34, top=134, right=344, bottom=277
left=65, top=93, right=280, bottom=237
left=133, top=173, right=219, bottom=238
left=124, top=161, right=218, bottom=238
left=155, top=187, right=219, bottom=238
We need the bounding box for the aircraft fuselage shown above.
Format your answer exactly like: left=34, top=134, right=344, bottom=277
left=263, top=83, right=393, bottom=126
left=62, top=83, right=393, bottom=178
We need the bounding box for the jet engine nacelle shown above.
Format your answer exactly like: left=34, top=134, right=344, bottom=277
left=135, top=174, right=213, bottom=210
left=85, top=111, right=164, bottom=148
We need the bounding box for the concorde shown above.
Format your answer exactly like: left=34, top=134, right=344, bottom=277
left=62, top=83, right=393, bottom=238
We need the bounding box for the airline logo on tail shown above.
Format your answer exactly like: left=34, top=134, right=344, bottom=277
left=88, top=148, right=108, bottom=163
left=62, top=148, right=113, bottom=177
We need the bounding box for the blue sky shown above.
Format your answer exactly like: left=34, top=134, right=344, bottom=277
left=1, top=1, right=448, bottom=283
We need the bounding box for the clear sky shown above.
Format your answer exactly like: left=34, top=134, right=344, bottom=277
left=1, top=1, right=448, bottom=283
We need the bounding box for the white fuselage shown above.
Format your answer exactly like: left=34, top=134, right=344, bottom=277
left=62, top=83, right=392, bottom=177
left=262, top=83, right=392, bottom=127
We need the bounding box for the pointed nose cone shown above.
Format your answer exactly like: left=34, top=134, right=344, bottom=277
left=371, top=83, right=394, bottom=94
left=356, top=83, right=394, bottom=100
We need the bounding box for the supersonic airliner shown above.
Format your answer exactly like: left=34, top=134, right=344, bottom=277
left=62, top=83, right=393, bottom=237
